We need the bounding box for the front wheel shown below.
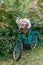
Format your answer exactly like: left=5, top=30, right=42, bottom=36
left=13, top=41, right=23, bottom=61
left=30, top=34, right=38, bottom=50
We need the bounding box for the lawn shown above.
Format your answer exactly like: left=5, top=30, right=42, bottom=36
left=0, top=41, right=43, bottom=65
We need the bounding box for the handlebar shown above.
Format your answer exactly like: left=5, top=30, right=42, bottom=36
left=14, top=14, right=36, bottom=25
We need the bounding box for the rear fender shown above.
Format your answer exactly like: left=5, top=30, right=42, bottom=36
left=28, top=30, right=39, bottom=43
left=32, top=31, right=39, bottom=38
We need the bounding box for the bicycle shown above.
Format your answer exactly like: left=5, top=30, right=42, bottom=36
left=13, top=14, right=39, bottom=61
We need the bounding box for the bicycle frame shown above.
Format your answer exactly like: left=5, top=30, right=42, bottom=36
left=16, top=29, right=39, bottom=45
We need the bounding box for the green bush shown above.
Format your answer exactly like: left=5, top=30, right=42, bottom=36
left=0, top=0, right=43, bottom=56
left=0, top=25, right=18, bottom=55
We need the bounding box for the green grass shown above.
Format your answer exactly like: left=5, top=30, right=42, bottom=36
left=0, top=41, right=43, bottom=65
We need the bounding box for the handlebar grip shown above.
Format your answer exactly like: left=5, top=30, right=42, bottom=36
left=14, top=13, right=21, bottom=19
left=31, top=22, right=35, bottom=25
left=15, top=14, right=18, bottom=17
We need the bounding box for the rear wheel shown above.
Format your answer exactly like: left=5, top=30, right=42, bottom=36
left=13, top=41, right=23, bottom=61
left=30, top=34, right=38, bottom=49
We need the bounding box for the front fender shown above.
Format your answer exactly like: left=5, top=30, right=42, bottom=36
left=17, top=33, right=22, bottom=42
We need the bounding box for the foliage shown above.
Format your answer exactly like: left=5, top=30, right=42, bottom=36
left=0, top=0, right=43, bottom=56
left=37, top=0, right=43, bottom=16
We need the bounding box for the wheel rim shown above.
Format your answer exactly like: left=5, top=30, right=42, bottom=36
left=31, top=35, right=37, bottom=49
left=13, top=43, right=21, bottom=60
